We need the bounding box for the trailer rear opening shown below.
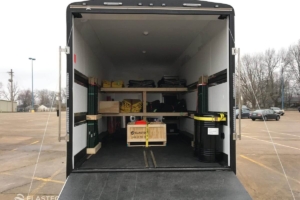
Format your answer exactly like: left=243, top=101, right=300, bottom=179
left=72, top=13, right=230, bottom=170
left=59, top=1, right=251, bottom=199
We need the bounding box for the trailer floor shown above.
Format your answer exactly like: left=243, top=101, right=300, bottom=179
left=79, top=134, right=223, bottom=169
left=59, top=171, right=251, bottom=200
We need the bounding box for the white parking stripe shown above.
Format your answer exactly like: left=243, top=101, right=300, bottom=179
left=261, top=130, right=300, bottom=138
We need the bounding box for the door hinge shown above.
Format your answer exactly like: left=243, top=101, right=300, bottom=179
left=60, top=46, right=70, bottom=54
left=60, top=133, right=69, bottom=142
left=233, top=132, right=237, bottom=140
left=232, top=48, right=239, bottom=55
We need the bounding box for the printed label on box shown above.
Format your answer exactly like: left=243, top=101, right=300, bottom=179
left=208, top=128, right=219, bottom=135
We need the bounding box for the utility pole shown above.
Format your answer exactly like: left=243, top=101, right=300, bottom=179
left=8, top=69, right=14, bottom=112
left=281, top=66, right=284, bottom=110
left=29, top=58, right=36, bottom=112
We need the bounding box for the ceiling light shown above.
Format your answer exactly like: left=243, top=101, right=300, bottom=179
left=142, top=51, right=146, bottom=54
left=143, top=31, right=149, bottom=36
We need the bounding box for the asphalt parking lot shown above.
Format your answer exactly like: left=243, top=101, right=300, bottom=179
left=0, top=111, right=299, bottom=200
left=237, top=111, right=300, bottom=199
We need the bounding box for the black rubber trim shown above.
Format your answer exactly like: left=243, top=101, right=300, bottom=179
left=74, top=112, right=87, bottom=126
left=229, top=14, right=236, bottom=173
left=74, top=147, right=87, bottom=169
left=66, top=8, right=73, bottom=177
left=72, top=167, right=231, bottom=173
left=208, top=69, right=227, bottom=87
left=75, top=69, right=88, bottom=88
left=70, top=0, right=234, bottom=12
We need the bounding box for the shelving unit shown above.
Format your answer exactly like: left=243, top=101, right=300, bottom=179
left=99, top=87, right=188, bottom=118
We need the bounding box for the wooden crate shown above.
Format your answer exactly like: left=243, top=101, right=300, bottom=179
left=127, top=122, right=166, bottom=147
left=98, top=101, right=119, bottom=113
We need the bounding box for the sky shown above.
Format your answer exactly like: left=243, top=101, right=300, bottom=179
left=0, top=0, right=300, bottom=92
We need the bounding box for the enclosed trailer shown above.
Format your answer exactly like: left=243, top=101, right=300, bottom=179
left=59, top=0, right=251, bottom=199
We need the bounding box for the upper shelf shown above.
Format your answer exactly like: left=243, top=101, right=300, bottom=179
left=100, top=87, right=188, bottom=93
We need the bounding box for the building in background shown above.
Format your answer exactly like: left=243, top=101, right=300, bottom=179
left=0, top=100, right=17, bottom=112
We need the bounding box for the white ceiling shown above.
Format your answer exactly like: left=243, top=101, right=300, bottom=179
left=75, top=14, right=220, bottom=67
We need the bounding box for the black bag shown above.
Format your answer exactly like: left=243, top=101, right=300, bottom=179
left=128, top=80, right=156, bottom=88
left=147, top=100, right=161, bottom=112
left=157, top=76, right=186, bottom=88
left=174, top=99, right=187, bottom=112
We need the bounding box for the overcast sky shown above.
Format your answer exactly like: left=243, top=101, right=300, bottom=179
left=0, top=0, right=299, bottom=92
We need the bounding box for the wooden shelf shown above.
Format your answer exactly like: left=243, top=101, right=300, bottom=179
left=100, top=112, right=188, bottom=117
left=101, top=87, right=187, bottom=93
left=86, top=114, right=102, bottom=120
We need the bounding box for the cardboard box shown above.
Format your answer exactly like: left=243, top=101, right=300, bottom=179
left=98, top=101, right=119, bottom=113
left=127, top=122, right=166, bottom=145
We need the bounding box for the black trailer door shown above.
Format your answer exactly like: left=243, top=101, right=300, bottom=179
left=59, top=171, right=251, bottom=200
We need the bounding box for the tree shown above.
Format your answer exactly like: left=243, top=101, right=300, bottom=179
left=37, top=89, right=56, bottom=107
left=289, top=39, right=300, bottom=83
left=0, top=82, right=2, bottom=99
left=0, top=82, right=19, bottom=101
left=18, top=89, right=33, bottom=108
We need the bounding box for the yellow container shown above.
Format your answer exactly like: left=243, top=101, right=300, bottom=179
left=112, top=80, right=124, bottom=88
left=102, top=80, right=111, bottom=88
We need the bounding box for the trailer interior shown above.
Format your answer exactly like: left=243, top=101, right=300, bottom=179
left=72, top=13, right=231, bottom=171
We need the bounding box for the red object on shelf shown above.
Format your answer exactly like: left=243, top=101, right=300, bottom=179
left=135, top=120, right=147, bottom=125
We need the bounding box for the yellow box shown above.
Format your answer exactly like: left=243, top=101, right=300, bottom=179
left=112, top=80, right=124, bottom=88
left=102, top=80, right=111, bottom=88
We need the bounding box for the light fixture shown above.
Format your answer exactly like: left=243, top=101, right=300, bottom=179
left=142, top=51, right=146, bottom=54
left=143, top=31, right=149, bottom=36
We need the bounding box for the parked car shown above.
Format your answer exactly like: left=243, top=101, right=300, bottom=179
left=235, top=109, right=250, bottom=119
left=250, top=109, right=280, bottom=121
left=270, top=107, right=285, bottom=115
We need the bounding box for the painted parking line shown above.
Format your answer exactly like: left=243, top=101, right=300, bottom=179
left=30, top=141, right=39, bottom=145
left=261, top=130, right=300, bottom=138
left=239, top=155, right=300, bottom=184
left=245, top=136, right=299, bottom=140
left=30, top=166, right=64, bottom=196
left=243, top=135, right=300, bottom=151
left=0, top=172, right=64, bottom=184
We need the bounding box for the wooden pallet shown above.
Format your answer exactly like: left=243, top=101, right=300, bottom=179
left=86, top=142, right=101, bottom=154
left=127, top=142, right=166, bottom=147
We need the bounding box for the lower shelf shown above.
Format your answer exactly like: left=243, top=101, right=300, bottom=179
left=127, top=142, right=167, bottom=147
left=86, top=142, right=101, bottom=154
left=100, top=112, right=188, bottom=117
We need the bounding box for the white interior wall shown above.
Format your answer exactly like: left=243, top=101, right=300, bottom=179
left=73, top=25, right=113, bottom=162
left=178, top=19, right=230, bottom=163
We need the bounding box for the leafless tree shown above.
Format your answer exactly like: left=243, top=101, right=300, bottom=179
left=18, top=89, right=33, bottom=108
left=288, top=40, right=300, bottom=83
left=37, top=89, right=56, bottom=106
left=0, top=82, right=19, bottom=101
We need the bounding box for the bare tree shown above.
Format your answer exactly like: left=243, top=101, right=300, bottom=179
left=37, top=89, right=56, bottom=106
left=289, top=39, right=300, bottom=83
left=0, top=82, right=2, bottom=99
left=0, top=82, right=19, bottom=101
left=18, top=89, right=33, bottom=108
